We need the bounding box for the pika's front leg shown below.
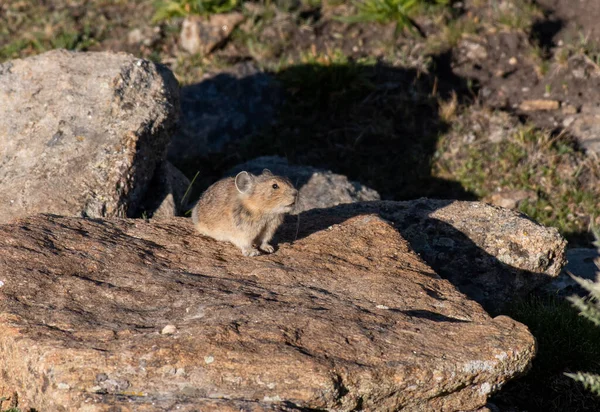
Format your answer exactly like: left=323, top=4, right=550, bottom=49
left=258, top=216, right=284, bottom=254
left=231, top=237, right=261, bottom=257
left=242, top=246, right=261, bottom=257
left=260, top=243, right=275, bottom=254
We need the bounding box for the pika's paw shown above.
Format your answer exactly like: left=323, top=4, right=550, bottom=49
left=242, top=247, right=261, bottom=257
left=260, top=243, right=275, bottom=253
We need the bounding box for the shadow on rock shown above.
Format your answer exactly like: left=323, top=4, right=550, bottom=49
left=275, top=200, right=566, bottom=314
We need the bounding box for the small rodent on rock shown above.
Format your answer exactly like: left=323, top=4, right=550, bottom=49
left=191, top=169, right=298, bottom=257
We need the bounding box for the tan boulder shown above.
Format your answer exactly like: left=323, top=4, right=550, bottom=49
left=0, top=210, right=536, bottom=411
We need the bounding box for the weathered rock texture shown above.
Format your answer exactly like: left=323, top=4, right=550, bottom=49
left=0, top=212, right=535, bottom=411
left=0, top=49, right=180, bottom=223
left=280, top=200, right=567, bottom=311
left=227, top=156, right=381, bottom=213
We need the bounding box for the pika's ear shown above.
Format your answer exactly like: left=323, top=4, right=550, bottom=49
left=235, top=171, right=254, bottom=193
left=262, top=168, right=273, bottom=176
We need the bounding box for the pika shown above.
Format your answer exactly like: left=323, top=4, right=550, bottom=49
left=191, top=169, right=298, bottom=257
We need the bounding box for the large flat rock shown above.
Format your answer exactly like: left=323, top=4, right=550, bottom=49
left=0, top=49, right=180, bottom=222
left=0, top=212, right=534, bottom=411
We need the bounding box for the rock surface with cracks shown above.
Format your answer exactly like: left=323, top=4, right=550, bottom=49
left=0, top=212, right=535, bottom=411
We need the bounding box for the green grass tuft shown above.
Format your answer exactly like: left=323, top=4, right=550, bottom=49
left=341, top=0, right=450, bottom=35
left=152, top=0, right=240, bottom=22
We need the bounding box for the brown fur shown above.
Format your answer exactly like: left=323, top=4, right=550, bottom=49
left=191, top=169, right=298, bottom=256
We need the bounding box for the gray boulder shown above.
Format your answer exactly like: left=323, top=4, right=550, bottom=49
left=227, top=156, right=381, bottom=212
left=0, top=49, right=180, bottom=222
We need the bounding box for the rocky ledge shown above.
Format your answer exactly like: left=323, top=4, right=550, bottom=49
left=0, top=211, right=536, bottom=411
left=284, top=200, right=567, bottom=312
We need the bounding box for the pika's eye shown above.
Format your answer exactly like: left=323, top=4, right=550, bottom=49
left=272, top=183, right=279, bottom=189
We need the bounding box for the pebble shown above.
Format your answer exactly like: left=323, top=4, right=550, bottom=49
left=161, top=324, right=177, bottom=335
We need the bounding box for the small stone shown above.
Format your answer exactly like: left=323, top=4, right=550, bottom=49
left=127, top=27, right=161, bottom=46
left=508, top=57, right=517, bottom=65
left=486, top=189, right=537, bottom=210
left=161, top=324, right=177, bottom=335
left=519, top=99, right=560, bottom=111
left=96, top=373, right=108, bottom=382
left=57, top=383, right=70, bottom=390
left=459, top=40, right=488, bottom=61
left=127, top=29, right=144, bottom=45
left=204, top=356, right=215, bottom=364
left=102, top=379, right=130, bottom=392
left=566, top=105, right=600, bottom=155
left=561, top=103, right=578, bottom=115
left=563, top=116, right=576, bottom=127
left=180, top=13, right=245, bottom=55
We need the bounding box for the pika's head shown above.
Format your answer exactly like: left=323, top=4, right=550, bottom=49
left=235, top=169, right=298, bottom=214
